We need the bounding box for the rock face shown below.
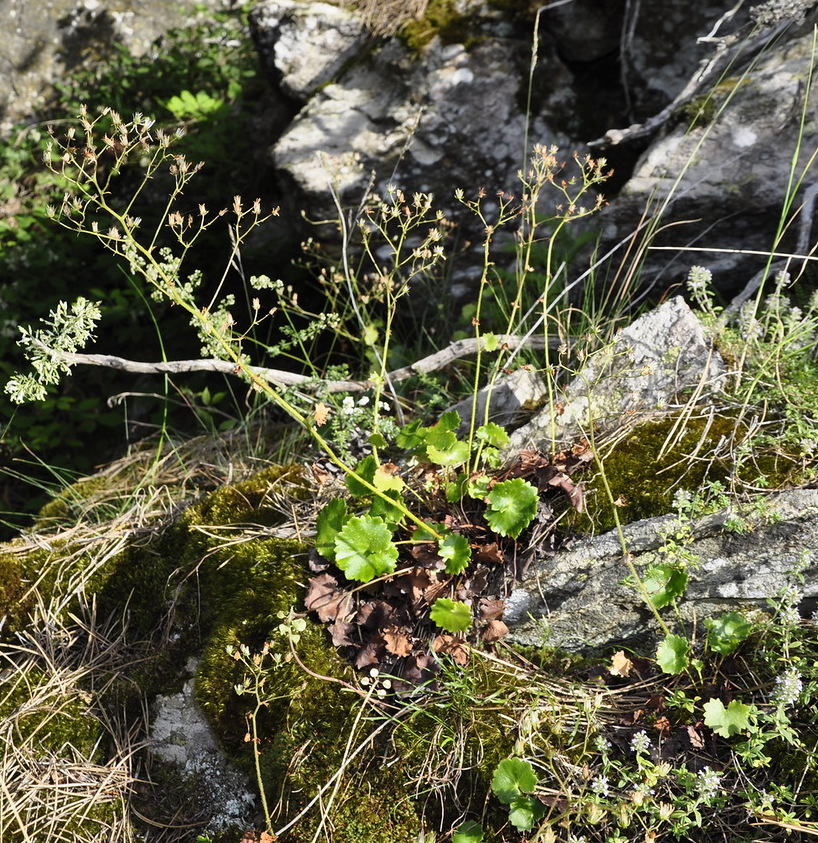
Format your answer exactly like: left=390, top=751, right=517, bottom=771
left=0, top=0, right=226, bottom=135
left=150, top=662, right=256, bottom=835
left=506, top=296, right=726, bottom=455
left=253, top=0, right=576, bottom=226
left=599, top=11, right=818, bottom=295
left=506, top=488, right=818, bottom=652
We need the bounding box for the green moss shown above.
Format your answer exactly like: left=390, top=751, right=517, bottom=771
left=0, top=546, right=31, bottom=635
left=571, top=408, right=813, bottom=534
left=188, top=463, right=309, bottom=526
left=677, top=77, right=748, bottom=128
left=401, top=0, right=477, bottom=53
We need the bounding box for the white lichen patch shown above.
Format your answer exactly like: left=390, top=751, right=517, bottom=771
left=151, top=660, right=257, bottom=833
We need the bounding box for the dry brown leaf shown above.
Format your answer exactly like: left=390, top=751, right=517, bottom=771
left=686, top=724, right=705, bottom=749
left=305, top=574, right=351, bottom=623
left=478, top=597, right=506, bottom=621
left=546, top=471, right=585, bottom=512
left=474, top=542, right=503, bottom=565
left=260, top=832, right=276, bottom=843
left=383, top=626, right=414, bottom=657
left=654, top=716, right=671, bottom=736
left=609, top=649, right=634, bottom=677
left=311, top=463, right=332, bottom=485
left=432, top=634, right=470, bottom=665
left=355, top=638, right=385, bottom=669
left=328, top=619, right=355, bottom=647
left=481, top=619, right=509, bottom=643
left=313, top=402, right=330, bottom=425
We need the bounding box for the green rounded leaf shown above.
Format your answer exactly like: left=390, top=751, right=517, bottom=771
left=485, top=478, right=538, bottom=538
left=452, top=820, right=484, bottom=843
left=705, top=611, right=753, bottom=655
left=369, top=488, right=405, bottom=524
left=508, top=795, right=545, bottom=832
left=424, top=412, right=470, bottom=466
left=439, top=532, right=471, bottom=574
left=334, top=515, right=398, bottom=583
left=703, top=697, right=754, bottom=738
left=643, top=562, right=688, bottom=609
left=430, top=598, right=473, bottom=633
left=476, top=422, right=510, bottom=449
left=491, top=757, right=538, bottom=804
left=315, top=498, right=349, bottom=562
left=656, top=633, right=689, bottom=675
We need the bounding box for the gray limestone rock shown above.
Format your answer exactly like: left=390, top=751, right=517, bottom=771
left=448, top=368, right=547, bottom=435
left=249, top=0, right=369, bottom=101
left=506, top=296, right=726, bottom=455
left=0, top=0, right=228, bottom=135
left=150, top=659, right=256, bottom=834
left=506, top=488, right=818, bottom=652
left=255, top=0, right=576, bottom=226
left=599, top=16, right=818, bottom=292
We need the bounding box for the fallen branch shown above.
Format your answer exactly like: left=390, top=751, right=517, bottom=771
left=48, top=334, right=551, bottom=395
left=588, top=18, right=792, bottom=148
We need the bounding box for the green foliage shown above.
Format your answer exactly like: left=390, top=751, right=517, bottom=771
left=452, top=820, right=484, bottom=843
left=642, top=562, right=688, bottom=610
left=656, top=633, right=690, bottom=675
left=703, top=698, right=755, bottom=738
left=334, top=515, right=399, bottom=582
left=439, top=531, right=472, bottom=574
left=705, top=611, right=753, bottom=655
left=5, top=298, right=101, bottom=403
left=490, top=757, right=538, bottom=804
left=484, top=478, right=539, bottom=539
left=315, top=498, right=349, bottom=562
left=490, top=758, right=545, bottom=831
left=422, top=411, right=471, bottom=467
left=507, top=795, right=546, bottom=832
left=430, top=597, right=473, bottom=633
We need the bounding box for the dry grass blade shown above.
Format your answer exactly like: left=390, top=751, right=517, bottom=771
left=348, top=0, right=429, bottom=36
left=0, top=599, right=142, bottom=842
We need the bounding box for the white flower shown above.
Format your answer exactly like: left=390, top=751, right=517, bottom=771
left=772, top=668, right=803, bottom=707
left=696, top=766, right=722, bottom=803
left=630, top=730, right=652, bottom=755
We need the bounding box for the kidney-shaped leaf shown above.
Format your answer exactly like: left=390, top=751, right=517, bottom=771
left=508, top=795, right=545, bottom=832
left=485, top=478, right=538, bottom=538
left=705, top=611, right=753, bottom=655
left=703, top=698, right=754, bottom=738
left=334, top=515, right=398, bottom=583
left=452, top=821, right=484, bottom=843
left=430, top=598, right=473, bottom=633
left=643, top=562, right=688, bottom=609
left=656, top=633, right=689, bottom=675
left=491, top=757, right=538, bottom=805
left=315, top=498, right=349, bottom=562
left=439, top=532, right=471, bottom=574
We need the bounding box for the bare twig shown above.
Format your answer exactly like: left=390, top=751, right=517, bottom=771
left=41, top=334, right=552, bottom=395
left=588, top=18, right=791, bottom=148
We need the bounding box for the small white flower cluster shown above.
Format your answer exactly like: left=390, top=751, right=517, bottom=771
left=630, top=730, right=652, bottom=755
left=777, top=584, right=803, bottom=628
left=772, top=667, right=803, bottom=707
left=696, top=766, right=722, bottom=803
left=591, top=775, right=610, bottom=797
left=686, top=265, right=714, bottom=306
left=360, top=667, right=392, bottom=699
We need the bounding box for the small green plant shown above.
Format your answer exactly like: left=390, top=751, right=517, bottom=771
left=490, top=757, right=545, bottom=832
